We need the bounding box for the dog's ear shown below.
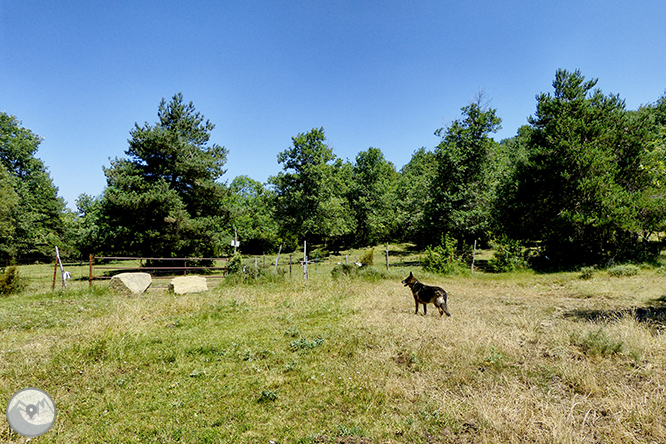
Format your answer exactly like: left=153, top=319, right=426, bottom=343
left=409, top=271, right=413, bottom=277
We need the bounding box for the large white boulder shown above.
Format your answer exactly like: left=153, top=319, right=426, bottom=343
left=169, top=276, right=208, bottom=294
left=109, top=272, right=152, bottom=295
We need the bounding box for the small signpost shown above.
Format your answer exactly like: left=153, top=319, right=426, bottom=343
left=231, top=226, right=240, bottom=254
left=52, top=246, right=70, bottom=290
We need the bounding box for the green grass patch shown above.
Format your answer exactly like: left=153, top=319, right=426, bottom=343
left=2, top=250, right=666, bottom=442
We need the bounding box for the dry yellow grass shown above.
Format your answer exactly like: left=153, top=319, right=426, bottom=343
left=341, top=270, right=666, bottom=443
left=1, top=260, right=666, bottom=443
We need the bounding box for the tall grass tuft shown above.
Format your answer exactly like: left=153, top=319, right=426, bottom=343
left=570, top=327, right=624, bottom=357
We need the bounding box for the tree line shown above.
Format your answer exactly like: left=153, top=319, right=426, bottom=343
left=2, top=70, right=666, bottom=270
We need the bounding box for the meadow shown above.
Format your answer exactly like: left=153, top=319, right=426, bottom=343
left=1, top=248, right=666, bottom=443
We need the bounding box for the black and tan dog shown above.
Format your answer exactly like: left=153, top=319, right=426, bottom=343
left=402, top=272, right=451, bottom=317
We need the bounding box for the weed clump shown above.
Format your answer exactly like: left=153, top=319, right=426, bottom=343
left=222, top=254, right=286, bottom=285
left=289, top=336, right=324, bottom=351
left=580, top=266, right=595, bottom=280
left=331, top=263, right=387, bottom=281
left=258, top=389, right=278, bottom=403
left=0, top=265, right=25, bottom=296
left=607, top=264, right=639, bottom=277
left=331, top=263, right=358, bottom=279
left=570, top=328, right=623, bottom=357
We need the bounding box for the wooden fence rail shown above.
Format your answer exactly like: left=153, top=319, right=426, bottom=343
left=88, top=255, right=231, bottom=286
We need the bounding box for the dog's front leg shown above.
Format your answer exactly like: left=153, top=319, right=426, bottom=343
left=414, top=298, right=419, bottom=315
left=423, top=304, right=427, bottom=316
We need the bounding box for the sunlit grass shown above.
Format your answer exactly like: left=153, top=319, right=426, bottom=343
left=2, top=251, right=666, bottom=442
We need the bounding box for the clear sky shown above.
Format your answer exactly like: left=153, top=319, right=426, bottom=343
left=2, top=1, right=665, bottom=209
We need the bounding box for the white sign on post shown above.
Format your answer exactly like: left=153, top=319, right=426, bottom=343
left=55, top=246, right=70, bottom=288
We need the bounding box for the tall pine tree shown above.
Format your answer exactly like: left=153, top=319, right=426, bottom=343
left=100, top=93, right=229, bottom=257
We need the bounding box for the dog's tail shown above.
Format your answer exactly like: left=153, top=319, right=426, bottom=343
left=436, top=296, right=451, bottom=317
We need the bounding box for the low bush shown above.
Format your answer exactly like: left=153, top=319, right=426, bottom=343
left=331, top=264, right=387, bottom=281
left=488, top=236, right=525, bottom=272
left=607, top=264, right=640, bottom=277
left=421, top=234, right=463, bottom=275
left=359, top=249, right=374, bottom=266
left=580, top=266, right=595, bottom=280
left=226, top=253, right=243, bottom=274
left=331, top=263, right=358, bottom=279
left=0, top=265, right=25, bottom=296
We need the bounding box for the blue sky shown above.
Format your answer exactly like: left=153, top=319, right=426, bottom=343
left=2, top=1, right=665, bottom=209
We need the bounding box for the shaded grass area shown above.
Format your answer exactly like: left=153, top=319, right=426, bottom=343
left=1, top=263, right=666, bottom=443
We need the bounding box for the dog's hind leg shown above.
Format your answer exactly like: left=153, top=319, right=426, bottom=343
left=423, top=304, right=427, bottom=316
left=439, top=296, right=451, bottom=317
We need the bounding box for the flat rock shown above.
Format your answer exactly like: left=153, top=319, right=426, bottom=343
left=169, top=276, right=208, bottom=294
left=109, top=272, right=152, bottom=295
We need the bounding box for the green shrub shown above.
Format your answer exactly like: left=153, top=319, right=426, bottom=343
left=227, top=253, right=243, bottom=274
left=607, top=264, right=639, bottom=277
left=331, top=263, right=358, bottom=279
left=357, top=266, right=387, bottom=281
left=488, top=236, right=525, bottom=272
left=580, top=266, right=595, bottom=280
left=0, top=266, right=25, bottom=296
left=359, top=249, right=374, bottom=266
left=421, top=234, right=462, bottom=274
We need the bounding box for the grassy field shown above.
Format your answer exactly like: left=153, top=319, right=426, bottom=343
left=1, top=248, right=666, bottom=443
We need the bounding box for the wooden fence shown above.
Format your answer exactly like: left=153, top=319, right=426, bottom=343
left=88, top=255, right=231, bottom=286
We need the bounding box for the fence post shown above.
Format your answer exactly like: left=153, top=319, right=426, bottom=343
left=89, top=254, right=94, bottom=287
left=304, top=240, right=308, bottom=280
left=385, top=242, right=389, bottom=271
left=274, top=243, right=283, bottom=275
left=52, top=254, right=58, bottom=291
left=471, top=239, right=477, bottom=273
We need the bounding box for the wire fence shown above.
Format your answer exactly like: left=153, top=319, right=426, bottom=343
left=88, top=255, right=232, bottom=285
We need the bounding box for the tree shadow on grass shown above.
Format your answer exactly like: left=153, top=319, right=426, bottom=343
left=563, top=295, right=666, bottom=330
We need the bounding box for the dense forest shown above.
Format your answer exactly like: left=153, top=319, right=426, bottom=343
left=2, top=69, right=666, bottom=270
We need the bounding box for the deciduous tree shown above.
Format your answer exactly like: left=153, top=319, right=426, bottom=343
left=348, top=147, right=398, bottom=246
left=425, top=97, right=501, bottom=246
left=0, top=112, right=66, bottom=260
left=269, top=127, right=354, bottom=246
left=227, top=176, right=279, bottom=254
left=395, top=148, right=437, bottom=246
